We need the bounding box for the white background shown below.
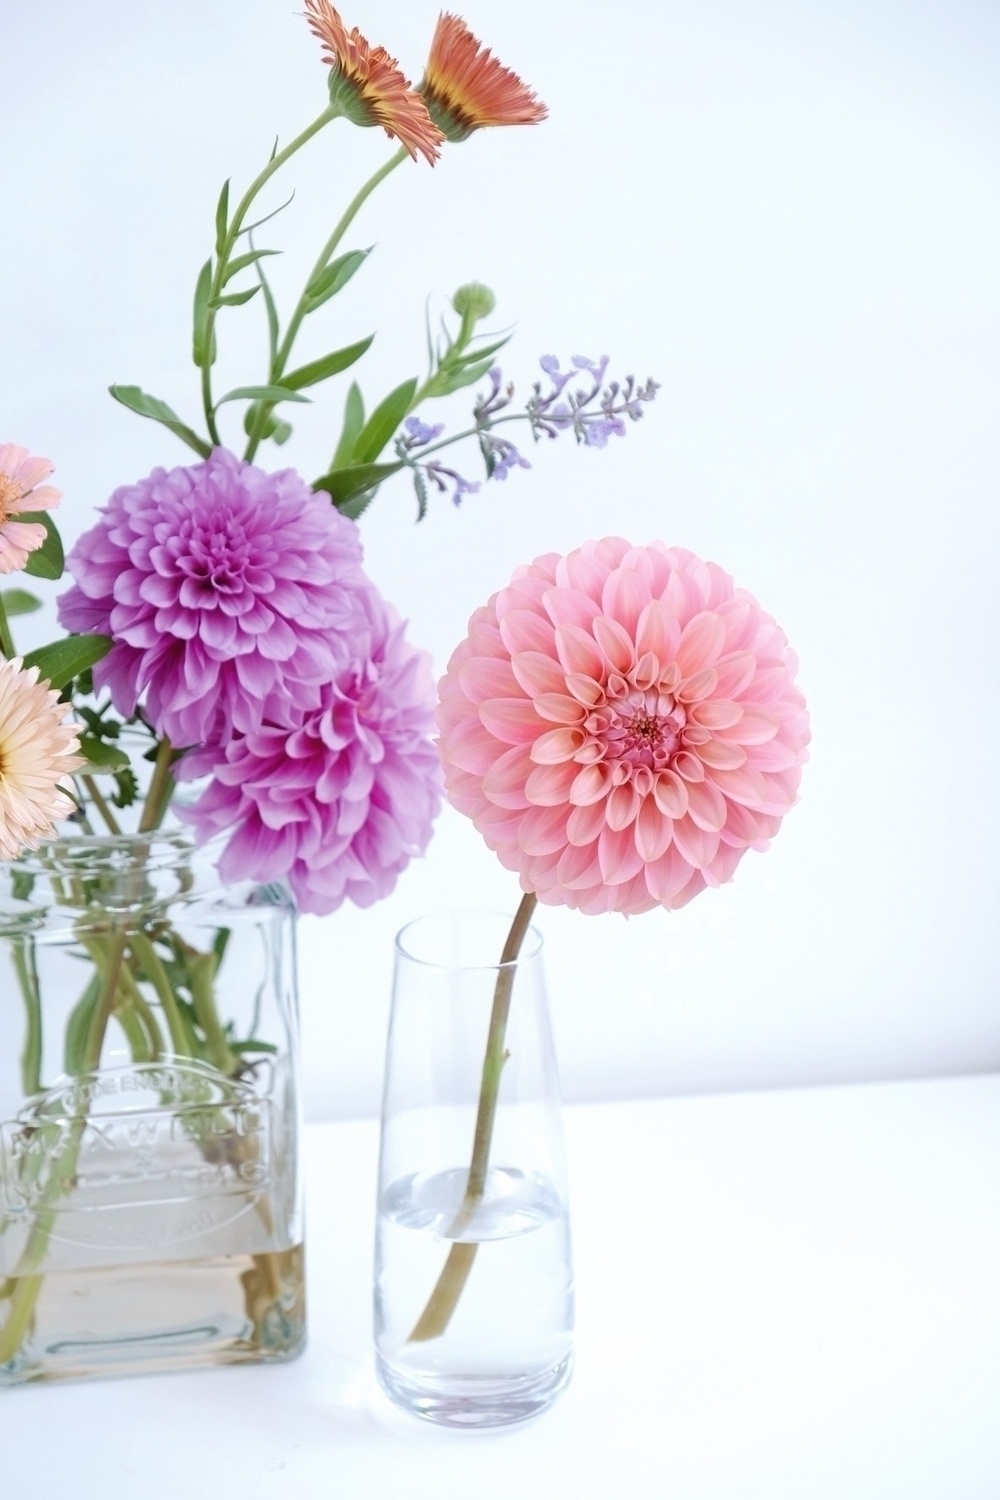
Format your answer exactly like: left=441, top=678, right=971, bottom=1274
left=2, top=0, right=998, bottom=1119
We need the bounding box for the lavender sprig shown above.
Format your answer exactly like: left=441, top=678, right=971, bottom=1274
left=393, top=355, right=658, bottom=516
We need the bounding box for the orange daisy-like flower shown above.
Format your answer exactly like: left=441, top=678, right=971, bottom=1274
left=420, top=13, right=547, bottom=142
left=304, top=0, right=444, bottom=165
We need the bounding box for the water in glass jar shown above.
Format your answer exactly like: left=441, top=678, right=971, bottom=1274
left=374, top=1164, right=574, bottom=1426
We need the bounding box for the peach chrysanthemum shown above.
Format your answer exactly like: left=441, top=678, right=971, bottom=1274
left=0, top=443, right=61, bottom=576
left=304, top=0, right=444, bottom=164
left=0, top=656, right=83, bottom=861
left=420, top=13, right=547, bottom=141
left=437, top=539, right=810, bottom=916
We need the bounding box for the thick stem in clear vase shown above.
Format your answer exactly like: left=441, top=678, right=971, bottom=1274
left=374, top=907, right=574, bottom=1427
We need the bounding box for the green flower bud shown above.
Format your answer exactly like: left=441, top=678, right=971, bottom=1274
left=452, top=283, right=496, bottom=322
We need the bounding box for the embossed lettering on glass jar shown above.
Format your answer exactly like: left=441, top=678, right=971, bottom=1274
left=0, top=832, right=304, bottom=1385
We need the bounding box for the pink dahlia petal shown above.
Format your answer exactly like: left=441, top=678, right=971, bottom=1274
left=437, top=538, right=809, bottom=914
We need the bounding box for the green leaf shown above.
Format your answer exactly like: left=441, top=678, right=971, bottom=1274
left=111, top=767, right=139, bottom=810
left=215, top=384, right=311, bottom=408
left=20, top=512, right=65, bottom=581
left=222, top=248, right=278, bottom=285
left=78, top=734, right=130, bottom=772
left=22, top=634, right=112, bottom=691
left=436, top=356, right=498, bottom=395
left=0, top=587, right=43, bottom=616
left=331, top=382, right=365, bottom=468
left=304, top=248, right=370, bottom=310
left=449, top=336, right=510, bottom=370
left=352, top=377, right=418, bottom=465
left=209, top=285, right=260, bottom=309
left=255, top=251, right=281, bottom=367
left=243, top=401, right=294, bottom=446
left=108, top=385, right=212, bottom=458
left=214, top=178, right=230, bottom=258
left=283, top=334, right=374, bottom=392
left=412, top=466, right=429, bottom=523
left=312, top=462, right=402, bottom=516
left=192, top=257, right=214, bottom=368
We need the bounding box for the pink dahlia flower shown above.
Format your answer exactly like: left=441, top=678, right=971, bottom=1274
left=0, top=443, right=61, bottom=575
left=437, top=538, right=810, bottom=915
left=57, top=450, right=364, bottom=748
left=177, top=578, right=441, bottom=916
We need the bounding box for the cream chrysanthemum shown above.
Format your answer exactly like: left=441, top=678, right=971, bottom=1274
left=0, top=656, right=83, bottom=860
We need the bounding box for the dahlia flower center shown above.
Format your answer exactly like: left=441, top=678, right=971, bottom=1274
left=604, top=689, right=685, bottom=772
left=0, top=474, right=21, bottom=525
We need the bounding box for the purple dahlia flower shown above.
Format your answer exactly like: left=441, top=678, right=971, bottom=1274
left=177, top=577, right=442, bottom=916
left=58, top=450, right=364, bottom=747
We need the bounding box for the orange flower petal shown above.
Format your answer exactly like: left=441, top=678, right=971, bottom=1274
left=304, top=0, right=444, bottom=163
left=421, top=13, right=547, bottom=141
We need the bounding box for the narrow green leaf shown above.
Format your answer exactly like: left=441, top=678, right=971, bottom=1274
left=78, top=734, right=130, bottom=772
left=283, top=334, right=374, bottom=392
left=192, top=258, right=214, bottom=368
left=0, top=588, right=42, bottom=616
left=241, top=190, right=295, bottom=239
left=20, top=512, right=65, bottom=581
left=209, top=285, right=260, bottom=309
left=352, top=377, right=418, bottom=465
left=312, top=461, right=402, bottom=513
left=437, top=356, right=498, bottom=395
left=22, top=634, right=112, bottom=691
left=331, top=382, right=365, bottom=468
left=215, top=383, right=311, bottom=408
left=222, top=249, right=278, bottom=285
left=412, top=466, right=429, bottom=523
left=214, top=178, right=230, bottom=258
left=450, top=335, right=510, bottom=368
left=108, top=385, right=212, bottom=458
left=255, top=249, right=281, bottom=367
left=305, top=248, right=371, bottom=310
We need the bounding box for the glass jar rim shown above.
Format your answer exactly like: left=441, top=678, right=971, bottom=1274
left=394, top=908, right=544, bottom=972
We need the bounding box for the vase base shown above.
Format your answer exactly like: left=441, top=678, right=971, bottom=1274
left=375, top=1350, right=573, bottom=1428
left=0, top=1243, right=306, bottom=1387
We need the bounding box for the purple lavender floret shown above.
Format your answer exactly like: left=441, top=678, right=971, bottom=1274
left=401, top=416, right=445, bottom=449
left=526, top=357, right=658, bottom=445
left=424, top=461, right=481, bottom=506
left=482, top=434, right=531, bottom=481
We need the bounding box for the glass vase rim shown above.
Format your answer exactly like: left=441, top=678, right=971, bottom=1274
left=394, top=907, right=544, bottom=973
left=5, top=825, right=232, bottom=879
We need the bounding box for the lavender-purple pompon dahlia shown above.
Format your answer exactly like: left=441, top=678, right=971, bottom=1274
left=58, top=450, right=365, bottom=747
left=177, top=577, right=442, bottom=916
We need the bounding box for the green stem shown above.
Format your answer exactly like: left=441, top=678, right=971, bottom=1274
left=127, top=931, right=197, bottom=1058
left=80, top=775, right=122, bottom=836
left=407, top=891, right=538, bottom=1344
left=137, top=737, right=174, bottom=834
left=0, top=596, right=15, bottom=658
left=0, top=934, right=124, bottom=1365
left=202, top=103, right=340, bottom=443
left=188, top=951, right=237, bottom=1075
left=243, top=146, right=407, bottom=462
left=12, top=938, right=43, bottom=1098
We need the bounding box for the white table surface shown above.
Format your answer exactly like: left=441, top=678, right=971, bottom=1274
left=3, top=1074, right=999, bottom=1499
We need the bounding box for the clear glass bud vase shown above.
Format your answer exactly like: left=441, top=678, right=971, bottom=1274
left=0, top=832, right=305, bottom=1385
left=374, top=910, right=574, bottom=1427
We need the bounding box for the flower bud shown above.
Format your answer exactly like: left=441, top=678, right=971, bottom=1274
left=452, top=283, right=496, bottom=322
